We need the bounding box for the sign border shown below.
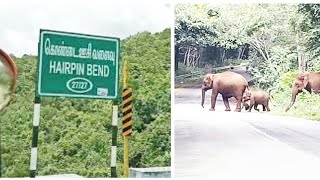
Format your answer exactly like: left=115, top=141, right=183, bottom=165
left=37, top=29, right=120, bottom=100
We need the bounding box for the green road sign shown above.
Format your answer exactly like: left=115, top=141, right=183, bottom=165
left=37, top=29, right=120, bottom=100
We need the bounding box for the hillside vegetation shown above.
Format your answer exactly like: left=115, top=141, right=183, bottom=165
left=0, top=29, right=171, bottom=177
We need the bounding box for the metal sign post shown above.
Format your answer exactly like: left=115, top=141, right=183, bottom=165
left=29, top=96, right=41, bottom=178
left=111, top=102, right=118, bottom=177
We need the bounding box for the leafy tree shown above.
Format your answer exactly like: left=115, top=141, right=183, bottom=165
left=298, top=4, right=320, bottom=59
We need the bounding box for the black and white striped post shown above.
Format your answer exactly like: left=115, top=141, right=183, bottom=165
left=29, top=96, right=41, bottom=178
left=110, top=103, right=118, bottom=177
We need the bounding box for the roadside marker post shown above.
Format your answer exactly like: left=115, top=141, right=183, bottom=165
left=29, top=96, right=41, bottom=178
left=121, top=60, right=133, bottom=177
left=122, top=88, right=133, bottom=136
left=111, top=102, right=118, bottom=177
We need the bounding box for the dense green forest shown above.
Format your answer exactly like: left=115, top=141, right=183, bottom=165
left=175, top=4, right=320, bottom=120
left=0, top=28, right=171, bottom=177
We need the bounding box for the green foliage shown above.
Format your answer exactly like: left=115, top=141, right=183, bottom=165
left=298, top=4, right=320, bottom=59
left=122, top=29, right=171, bottom=132
left=271, top=90, right=320, bottom=121
left=175, top=4, right=218, bottom=47
left=0, top=29, right=171, bottom=177
left=278, top=70, right=298, bottom=90
left=130, top=113, right=171, bottom=167
left=1, top=56, right=37, bottom=177
left=249, top=46, right=297, bottom=92
left=306, top=57, right=320, bottom=72
left=122, top=28, right=171, bottom=168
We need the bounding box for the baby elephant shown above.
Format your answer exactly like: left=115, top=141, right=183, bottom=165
left=242, top=90, right=270, bottom=112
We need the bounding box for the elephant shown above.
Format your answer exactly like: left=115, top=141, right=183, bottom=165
left=0, top=49, right=18, bottom=110
left=242, top=90, right=270, bottom=112
left=201, top=71, right=248, bottom=112
left=285, top=72, right=320, bottom=111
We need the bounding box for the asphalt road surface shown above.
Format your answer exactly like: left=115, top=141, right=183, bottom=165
left=174, top=88, right=320, bottom=179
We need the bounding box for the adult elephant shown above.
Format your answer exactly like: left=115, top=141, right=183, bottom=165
left=285, top=72, right=320, bottom=112
left=0, top=49, right=18, bottom=110
left=201, top=71, right=248, bottom=112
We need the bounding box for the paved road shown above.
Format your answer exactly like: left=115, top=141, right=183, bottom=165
left=174, top=88, right=320, bottom=179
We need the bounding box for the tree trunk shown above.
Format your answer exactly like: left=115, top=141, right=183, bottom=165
left=298, top=53, right=306, bottom=73
left=190, top=47, right=195, bottom=67
left=237, top=47, right=243, bottom=60
left=196, top=47, right=203, bottom=68
left=221, top=49, right=226, bottom=64
left=184, top=47, right=190, bottom=66
left=250, top=39, right=269, bottom=62
left=175, top=46, right=179, bottom=71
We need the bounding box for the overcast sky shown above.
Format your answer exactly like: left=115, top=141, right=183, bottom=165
left=0, top=0, right=171, bottom=57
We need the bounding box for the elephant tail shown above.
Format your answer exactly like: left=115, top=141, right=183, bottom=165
left=268, top=94, right=277, bottom=107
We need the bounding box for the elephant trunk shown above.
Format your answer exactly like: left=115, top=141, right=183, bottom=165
left=285, top=89, right=298, bottom=112
left=201, top=85, right=207, bottom=108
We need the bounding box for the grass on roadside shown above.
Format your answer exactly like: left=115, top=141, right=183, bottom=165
left=270, top=91, right=320, bottom=121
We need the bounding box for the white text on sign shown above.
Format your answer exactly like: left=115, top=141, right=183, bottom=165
left=44, top=38, right=116, bottom=65
left=49, top=61, right=110, bottom=77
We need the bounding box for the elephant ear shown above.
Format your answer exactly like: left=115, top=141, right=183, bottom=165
left=203, top=74, right=211, bottom=83
left=302, top=74, right=309, bottom=88
left=203, top=74, right=215, bottom=88
left=203, top=74, right=213, bottom=87
left=210, top=74, right=215, bottom=81
left=204, top=74, right=214, bottom=82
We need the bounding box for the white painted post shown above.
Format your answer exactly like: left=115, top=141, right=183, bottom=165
left=110, top=104, right=118, bottom=177
left=30, top=97, right=41, bottom=178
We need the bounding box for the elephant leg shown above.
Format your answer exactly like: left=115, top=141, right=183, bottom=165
left=248, top=101, right=254, bottom=112
left=265, top=101, right=270, bottom=112
left=241, top=99, right=246, bottom=110
left=222, top=96, right=231, bottom=111
left=266, top=106, right=270, bottom=112
left=254, top=103, right=260, bottom=112
left=209, top=91, right=218, bottom=111
left=244, top=103, right=250, bottom=110
left=234, top=96, right=242, bottom=112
